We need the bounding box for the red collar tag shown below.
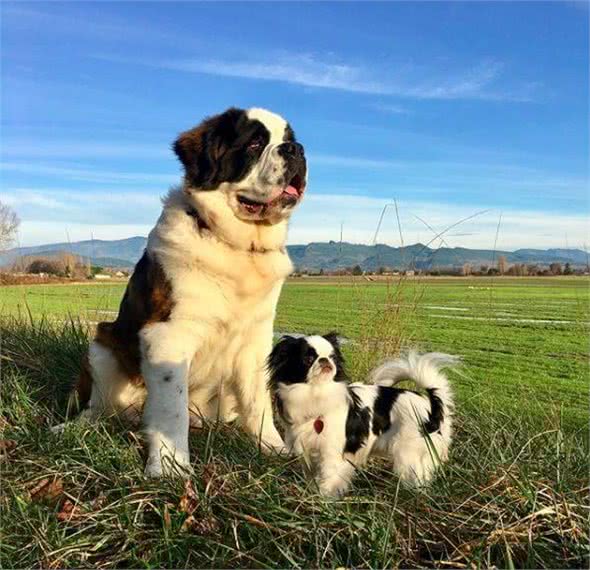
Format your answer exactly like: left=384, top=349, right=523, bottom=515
left=313, top=417, right=324, bottom=434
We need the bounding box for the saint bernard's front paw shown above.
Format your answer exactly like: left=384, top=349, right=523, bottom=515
left=144, top=451, right=193, bottom=478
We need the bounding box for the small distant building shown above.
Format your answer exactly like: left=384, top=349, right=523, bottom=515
left=405, top=270, right=415, bottom=277
left=94, top=273, right=112, bottom=280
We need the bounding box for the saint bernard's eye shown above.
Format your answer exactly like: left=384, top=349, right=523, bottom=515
left=247, top=137, right=264, bottom=152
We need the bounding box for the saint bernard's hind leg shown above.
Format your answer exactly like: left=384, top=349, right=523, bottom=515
left=188, top=380, right=239, bottom=428
left=52, top=341, right=145, bottom=433
left=84, top=341, right=146, bottom=423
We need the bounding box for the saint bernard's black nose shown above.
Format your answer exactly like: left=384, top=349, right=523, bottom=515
left=278, top=142, right=305, bottom=159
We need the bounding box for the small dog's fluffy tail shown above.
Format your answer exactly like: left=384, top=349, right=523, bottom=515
left=368, top=351, right=458, bottom=414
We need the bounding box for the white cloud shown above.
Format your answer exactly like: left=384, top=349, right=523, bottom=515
left=7, top=6, right=539, bottom=103
left=288, top=193, right=589, bottom=250
left=11, top=188, right=588, bottom=250
left=99, top=53, right=534, bottom=102
left=1, top=141, right=170, bottom=159
left=174, top=54, right=387, bottom=94
left=4, top=189, right=163, bottom=237
left=311, top=154, right=404, bottom=169
left=1, top=162, right=178, bottom=185
left=3, top=191, right=71, bottom=211
left=4, top=188, right=162, bottom=209
left=370, top=103, right=410, bottom=115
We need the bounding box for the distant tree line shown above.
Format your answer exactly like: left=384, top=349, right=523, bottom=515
left=293, top=259, right=585, bottom=277
left=15, top=253, right=91, bottom=279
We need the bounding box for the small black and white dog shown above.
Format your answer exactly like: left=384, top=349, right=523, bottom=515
left=268, top=333, right=456, bottom=496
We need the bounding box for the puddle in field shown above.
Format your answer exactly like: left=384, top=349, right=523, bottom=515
left=83, top=307, right=585, bottom=329
left=78, top=317, right=584, bottom=328
left=429, top=314, right=588, bottom=325
left=423, top=305, right=469, bottom=312
left=90, top=310, right=118, bottom=316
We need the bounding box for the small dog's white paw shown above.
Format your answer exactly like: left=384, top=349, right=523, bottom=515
left=260, top=435, right=289, bottom=456
left=50, top=423, right=67, bottom=434
left=318, top=476, right=352, bottom=498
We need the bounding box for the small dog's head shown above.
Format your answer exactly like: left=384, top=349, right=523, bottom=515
left=267, top=332, right=347, bottom=389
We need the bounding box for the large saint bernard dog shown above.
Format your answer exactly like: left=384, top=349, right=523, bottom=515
left=74, top=107, right=306, bottom=477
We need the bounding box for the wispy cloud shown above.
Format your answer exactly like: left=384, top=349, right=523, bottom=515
left=7, top=6, right=539, bottom=103
left=98, top=53, right=536, bottom=102
left=311, top=155, right=587, bottom=199
left=290, top=194, right=589, bottom=250
left=311, top=154, right=404, bottom=169
left=4, top=188, right=163, bottom=233
left=3, top=189, right=161, bottom=210
left=8, top=187, right=588, bottom=250
left=3, top=191, right=71, bottom=211
left=1, top=141, right=170, bottom=160
left=370, top=103, right=411, bottom=115
left=1, top=162, right=177, bottom=185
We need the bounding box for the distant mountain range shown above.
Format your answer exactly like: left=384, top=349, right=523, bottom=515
left=0, top=237, right=147, bottom=270
left=289, top=242, right=589, bottom=271
left=1, top=237, right=587, bottom=271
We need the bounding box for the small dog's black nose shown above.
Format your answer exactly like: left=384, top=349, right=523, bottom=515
left=278, top=142, right=304, bottom=158
left=318, top=357, right=333, bottom=370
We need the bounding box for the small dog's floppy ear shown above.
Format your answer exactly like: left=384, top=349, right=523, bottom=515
left=323, top=331, right=348, bottom=382
left=275, top=334, right=296, bottom=346
left=269, top=335, right=297, bottom=360
left=267, top=335, right=297, bottom=390
left=323, top=331, right=340, bottom=348
left=172, top=107, right=242, bottom=189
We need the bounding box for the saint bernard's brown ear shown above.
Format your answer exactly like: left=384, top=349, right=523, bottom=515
left=172, top=107, right=244, bottom=190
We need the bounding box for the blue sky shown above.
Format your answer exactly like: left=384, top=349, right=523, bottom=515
left=1, top=1, right=588, bottom=250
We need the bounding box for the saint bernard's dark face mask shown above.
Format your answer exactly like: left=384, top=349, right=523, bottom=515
left=173, top=107, right=307, bottom=223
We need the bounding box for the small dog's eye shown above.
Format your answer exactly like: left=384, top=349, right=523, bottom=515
left=305, top=355, right=315, bottom=365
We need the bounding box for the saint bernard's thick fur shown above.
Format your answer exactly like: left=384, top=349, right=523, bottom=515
left=71, top=107, right=307, bottom=477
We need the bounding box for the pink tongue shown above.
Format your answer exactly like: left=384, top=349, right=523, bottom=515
left=283, top=185, right=299, bottom=196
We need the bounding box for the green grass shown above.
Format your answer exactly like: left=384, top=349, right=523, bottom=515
left=2, top=276, right=588, bottom=425
left=1, top=277, right=588, bottom=568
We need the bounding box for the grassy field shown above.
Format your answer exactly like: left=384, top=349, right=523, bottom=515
left=1, top=276, right=588, bottom=568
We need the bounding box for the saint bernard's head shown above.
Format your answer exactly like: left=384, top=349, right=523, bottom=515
left=173, top=107, right=306, bottom=224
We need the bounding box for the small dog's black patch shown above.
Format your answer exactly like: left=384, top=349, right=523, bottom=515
left=423, top=389, right=444, bottom=433
left=344, top=388, right=371, bottom=454
left=372, top=386, right=402, bottom=435
left=267, top=336, right=317, bottom=388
